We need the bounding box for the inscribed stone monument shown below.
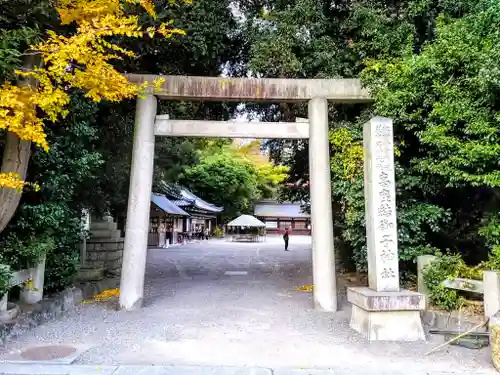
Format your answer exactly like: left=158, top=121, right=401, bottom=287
left=347, top=116, right=425, bottom=341
left=363, top=116, right=399, bottom=292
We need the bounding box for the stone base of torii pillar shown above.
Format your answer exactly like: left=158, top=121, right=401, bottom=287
left=347, top=117, right=425, bottom=341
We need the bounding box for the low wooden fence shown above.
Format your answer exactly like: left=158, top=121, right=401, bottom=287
left=417, top=255, right=500, bottom=318
left=0, top=255, right=46, bottom=315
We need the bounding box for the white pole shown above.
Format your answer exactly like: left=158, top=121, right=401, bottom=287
left=308, top=97, right=337, bottom=311
left=119, top=95, right=157, bottom=310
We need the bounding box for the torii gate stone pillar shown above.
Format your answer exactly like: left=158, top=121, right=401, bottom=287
left=120, top=94, right=157, bottom=310
left=308, top=97, right=336, bottom=311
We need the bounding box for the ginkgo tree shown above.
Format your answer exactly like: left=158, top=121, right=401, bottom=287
left=233, top=140, right=289, bottom=198
left=0, top=0, right=187, bottom=232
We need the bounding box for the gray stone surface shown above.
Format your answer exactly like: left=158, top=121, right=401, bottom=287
left=421, top=310, right=487, bottom=333
left=154, top=118, right=309, bottom=139
left=91, top=220, right=118, bottom=231
left=126, top=75, right=372, bottom=102
left=0, top=287, right=83, bottom=346
left=113, top=365, right=272, bottom=375
left=349, top=304, right=425, bottom=341
left=347, top=288, right=426, bottom=341
left=416, top=255, right=436, bottom=308
left=90, top=230, right=122, bottom=240
left=0, top=237, right=496, bottom=374
left=0, top=363, right=117, bottom=375
left=0, top=364, right=498, bottom=375
left=347, top=287, right=424, bottom=311
left=120, top=94, right=157, bottom=310
left=84, top=216, right=125, bottom=277
left=483, top=270, right=500, bottom=318
left=308, top=98, right=336, bottom=312
left=363, top=117, right=399, bottom=292
left=77, top=267, right=107, bottom=282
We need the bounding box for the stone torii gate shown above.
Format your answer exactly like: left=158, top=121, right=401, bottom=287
left=119, top=75, right=425, bottom=341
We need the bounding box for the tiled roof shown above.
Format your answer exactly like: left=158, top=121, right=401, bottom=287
left=151, top=194, right=190, bottom=216
left=170, top=199, right=192, bottom=207
left=180, top=189, right=223, bottom=213
left=156, top=181, right=184, bottom=200
left=158, top=180, right=224, bottom=213
left=254, top=202, right=309, bottom=218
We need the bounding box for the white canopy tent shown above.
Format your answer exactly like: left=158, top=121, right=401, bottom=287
left=227, top=214, right=265, bottom=227
left=226, top=215, right=266, bottom=242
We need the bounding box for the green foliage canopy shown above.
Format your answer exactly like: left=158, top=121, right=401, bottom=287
left=243, top=0, right=500, bottom=272
left=0, top=0, right=243, bottom=292
left=181, top=149, right=261, bottom=219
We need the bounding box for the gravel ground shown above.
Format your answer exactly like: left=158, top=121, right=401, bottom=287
left=0, top=236, right=495, bottom=374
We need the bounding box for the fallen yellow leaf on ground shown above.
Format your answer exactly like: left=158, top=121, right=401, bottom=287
left=93, top=288, right=120, bottom=301
left=82, top=288, right=121, bottom=304
left=295, top=284, right=313, bottom=292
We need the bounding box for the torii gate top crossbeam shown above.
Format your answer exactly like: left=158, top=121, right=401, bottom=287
left=126, top=74, right=372, bottom=103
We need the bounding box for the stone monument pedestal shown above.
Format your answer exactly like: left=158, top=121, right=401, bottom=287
left=347, top=286, right=426, bottom=341
left=347, top=117, right=426, bottom=342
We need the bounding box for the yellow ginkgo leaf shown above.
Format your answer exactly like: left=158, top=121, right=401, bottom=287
left=0, top=0, right=187, bottom=190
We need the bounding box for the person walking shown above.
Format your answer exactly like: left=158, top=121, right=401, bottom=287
left=157, top=221, right=166, bottom=248
left=283, top=227, right=290, bottom=251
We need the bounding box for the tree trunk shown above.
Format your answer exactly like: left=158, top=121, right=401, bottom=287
left=0, top=133, right=31, bottom=233
left=0, top=56, right=39, bottom=233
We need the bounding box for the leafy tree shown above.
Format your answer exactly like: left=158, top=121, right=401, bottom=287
left=0, top=0, right=186, bottom=233
left=182, top=149, right=261, bottom=220
left=363, top=2, right=500, bottom=189
left=3, top=92, right=104, bottom=291
left=0, top=0, right=192, bottom=291
left=238, top=0, right=498, bottom=272
left=0, top=0, right=254, bottom=293
left=88, top=0, right=243, bottom=218
left=90, top=100, right=207, bottom=219
left=361, top=0, right=500, bottom=263
left=232, top=140, right=289, bottom=199
left=181, top=141, right=289, bottom=220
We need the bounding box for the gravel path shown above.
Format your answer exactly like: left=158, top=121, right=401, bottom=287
left=0, top=236, right=495, bottom=374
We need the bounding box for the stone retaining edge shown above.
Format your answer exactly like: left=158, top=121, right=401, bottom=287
left=0, top=363, right=497, bottom=375
left=421, top=309, right=488, bottom=332
left=0, top=277, right=120, bottom=346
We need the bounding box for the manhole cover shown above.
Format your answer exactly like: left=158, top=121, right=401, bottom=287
left=20, top=345, right=77, bottom=361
